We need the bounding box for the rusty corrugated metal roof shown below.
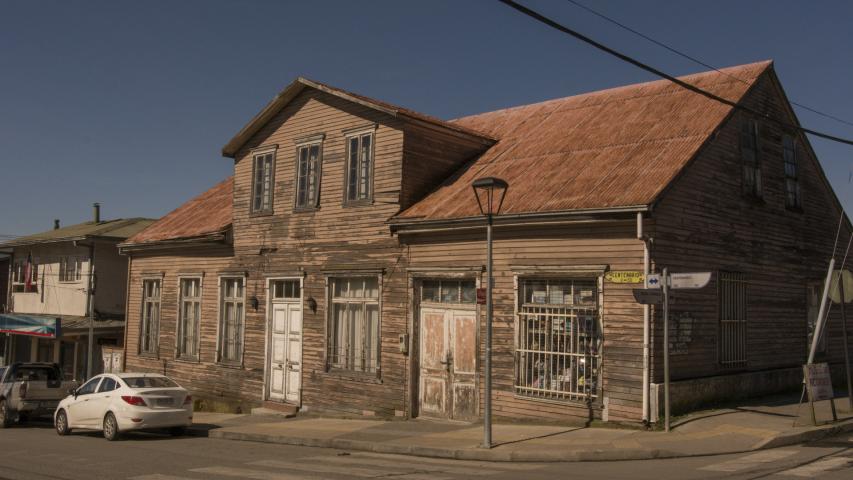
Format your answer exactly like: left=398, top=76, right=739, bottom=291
left=395, top=61, right=772, bottom=222
left=122, top=177, right=232, bottom=246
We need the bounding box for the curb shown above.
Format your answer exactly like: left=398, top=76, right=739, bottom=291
left=199, top=418, right=853, bottom=463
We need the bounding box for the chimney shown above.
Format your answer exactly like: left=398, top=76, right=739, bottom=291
left=54, top=219, right=60, bottom=230
left=93, top=203, right=101, bottom=223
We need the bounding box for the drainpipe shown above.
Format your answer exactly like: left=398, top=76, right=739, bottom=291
left=76, top=239, right=96, bottom=380
left=637, top=213, right=651, bottom=424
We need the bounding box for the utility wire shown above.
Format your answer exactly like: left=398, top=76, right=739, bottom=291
left=564, top=0, right=853, bottom=129
left=497, top=0, right=853, bottom=147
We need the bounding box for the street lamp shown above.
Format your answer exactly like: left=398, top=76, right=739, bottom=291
left=471, top=176, right=508, bottom=449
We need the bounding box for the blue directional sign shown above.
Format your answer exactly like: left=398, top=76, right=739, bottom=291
left=646, top=274, right=662, bottom=289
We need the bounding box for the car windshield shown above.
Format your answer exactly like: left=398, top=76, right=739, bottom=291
left=121, top=376, right=179, bottom=389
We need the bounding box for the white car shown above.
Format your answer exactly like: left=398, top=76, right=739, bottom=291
left=54, top=373, right=193, bottom=441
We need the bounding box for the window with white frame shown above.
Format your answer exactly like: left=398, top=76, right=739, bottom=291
left=783, top=135, right=801, bottom=209
left=140, top=279, right=161, bottom=355
left=719, top=272, right=747, bottom=367
left=515, top=278, right=602, bottom=402
left=295, top=142, right=322, bottom=209
left=251, top=151, right=275, bottom=213
left=345, top=132, right=373, bottom=203
left=740, top=120, right=762, bottom=198
left=421, top=279, right=476, bottom=304
left=11, top=256, right=38, bottom=293
left=177, top=278, right=201, bottom=360
left=218, top=277, right=245, bottom=364
left=58, top=256, right=82, bottom=282
left=328, top=277, right=380, bottom=374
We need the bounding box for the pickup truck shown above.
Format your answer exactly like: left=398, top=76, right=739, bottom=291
left=0, top=363, right=78, bottom=428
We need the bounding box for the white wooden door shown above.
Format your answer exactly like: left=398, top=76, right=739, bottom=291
left=418, top=307, right=478, bottom=420
left=284, top=302, right=302, bottom=404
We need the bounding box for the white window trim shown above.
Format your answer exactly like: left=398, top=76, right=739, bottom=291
left=216, top=275, right=247, bottom=366
left=139, top=276, right=163, bottom=357
left=175, top=275, right=203, bottom=362
left=325, top=274, right=383, bottom=377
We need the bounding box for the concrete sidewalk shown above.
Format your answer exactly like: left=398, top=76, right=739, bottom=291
left=189, top=395, right=853, bottom=462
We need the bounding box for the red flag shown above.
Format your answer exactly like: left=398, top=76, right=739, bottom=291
left=24, top=253, right=32, bottom=292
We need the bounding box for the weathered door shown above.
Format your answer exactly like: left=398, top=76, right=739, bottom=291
left=418, top=307, right=478, bottom=420
left=268, top=301, right=302, bottom=404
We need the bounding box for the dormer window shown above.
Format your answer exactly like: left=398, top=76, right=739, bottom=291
left=345, top=131, right=374, bottom=203
left=294, top=137, right=323, bottom=210
left=251, top=148, right=276, bottom=213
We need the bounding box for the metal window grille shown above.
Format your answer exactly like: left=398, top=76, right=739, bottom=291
left=346, top=133, right=373, bottom=202
left=328, top=277, right=380, bottom=373
left=177, top=278, right=201, bottom=360
left=515, top=279, right=602, bottom=402
left=140, top=279, right=161, bottom=354
left=719, top=272, right=747, bottom=367
left=219, top=278, right=244, bottom=363
left=252, top=153, right=274, bottom=212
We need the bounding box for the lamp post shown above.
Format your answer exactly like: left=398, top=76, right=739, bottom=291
left=472, top=177, right=508, bottom=449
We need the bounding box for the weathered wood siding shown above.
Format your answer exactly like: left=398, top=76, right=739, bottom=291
left=123, top=247, right=246, bottom=404
left=651, top=72, right=853, bottom=385
left=403, top=220, right=645, bottom=423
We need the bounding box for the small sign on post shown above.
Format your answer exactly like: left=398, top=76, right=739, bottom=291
left=632, top=288, right=662, bottom=305
left=669, top=272, right=712, bottom=290
left=605, top=271, right=645, bottom=284
left=804, top=363, right=834, bottom=402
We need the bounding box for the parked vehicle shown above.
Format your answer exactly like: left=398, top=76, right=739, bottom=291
left=54, top=373, right=192, bottom=440
left=0, top=362, right=78, bottom=428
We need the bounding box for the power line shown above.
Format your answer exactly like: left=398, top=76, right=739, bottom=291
left=564, top=0, right=853, bottom=129
left=498, top=0, right=853, bottom=147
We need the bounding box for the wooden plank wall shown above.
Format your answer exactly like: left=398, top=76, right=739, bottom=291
left=123, top=247, right=250, bottom=404
left=403, top=220, right=645, bottom=422
left=652, top=72, right=853, bottom=386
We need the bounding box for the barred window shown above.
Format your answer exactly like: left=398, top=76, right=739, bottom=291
left=515, top=278, right=602, bottom=402
left=140, top=279, right=161, bottom=355
left=328, top=277, right=380, bottom=374
left=177, top=278, right=201, bottom=360
left=218, top=278, right=244, bottom=364
left=783, top=135, right=801, bottom=209
left=719, top=272, right=747, bottom=367
left=741, top=120, right=762, bottom=198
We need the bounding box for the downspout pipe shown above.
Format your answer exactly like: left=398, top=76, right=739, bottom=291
left=637, top=213, right=651, bottom=424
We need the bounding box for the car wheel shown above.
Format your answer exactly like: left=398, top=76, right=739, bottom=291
left=0, top=400, right=11, bottom=428
left=168, top=426, right=187, bottom=437
left=103, top=412, right=120, bottom=441
left=55, top=410, right=71, bottom=436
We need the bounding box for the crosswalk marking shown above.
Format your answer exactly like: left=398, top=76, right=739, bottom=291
left=699, top=449, right=798, bottom=472
left=249, top=459, right=411, bottom=477
left=299, top=454, right=503, bottom=476
left=190, top=466, right=313, bottom=480
left=778, top=456, right=853, bottom=477
left=130, top=475, right=199, bottom=480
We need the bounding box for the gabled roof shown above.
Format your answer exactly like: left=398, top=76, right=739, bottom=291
left=394, top=61, right=773, bottom=224
left=121, top=177, right=232, bottom=248
left=1, top=218, right=156, bottom=248
left=222, top=77, right=496, bottom=158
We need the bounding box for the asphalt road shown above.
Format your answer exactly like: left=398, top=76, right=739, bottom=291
left=0, top=420, right=850, bottom=480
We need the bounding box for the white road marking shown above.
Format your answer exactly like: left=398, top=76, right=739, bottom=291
left=129, top=475, right=200, bottom=480
left=190, top=466, right=314, bottom=480
left=778, top=456, right=853, bottom=477
left=299, top=454, right=501, bottom=476
left=699, top=449, right=799, bottom=472
left=249, top=459, right=408, bottom=477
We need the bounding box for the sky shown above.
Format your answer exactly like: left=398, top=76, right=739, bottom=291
left=2, top=0, right=852, bottom=237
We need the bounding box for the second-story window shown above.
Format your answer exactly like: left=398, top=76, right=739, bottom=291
left=295, top=142, right=322, bottom=209
left=740, top=120, right=762, bottom=198
left=251, top=151, right=275, bottom=213
left=783, top=135, right=801, bottom=209
left=345, top=132, right=373, bottom=203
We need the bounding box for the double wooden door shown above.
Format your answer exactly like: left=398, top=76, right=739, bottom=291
left=419, top=307, right=478, bottom=420
left=268, top=301, right=302, bottom=404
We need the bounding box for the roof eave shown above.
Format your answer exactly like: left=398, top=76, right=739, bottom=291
left=118, top=231, right=230, bottom=254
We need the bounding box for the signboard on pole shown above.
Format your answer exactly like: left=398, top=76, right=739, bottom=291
left=803, top=363, right=834, bottom=402
left=828, top=269, right=853, bottom=304
left=646, top=274, right=662, bottom=289
left=669, top=272, right=712, bottom=290
left=605, top=271, right=644, bottom=284
left=633, top=289, right=662, bottom=305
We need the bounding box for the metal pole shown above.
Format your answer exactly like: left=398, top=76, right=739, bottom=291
left=839, top=274, right=853, bottom=411
left=484, top=213, right=493, bottom=448
left=85, top=244, right=95, bottom=379
left=663, top=267, right=670, bottom=433
left=809, top=259, right=835, bottom=364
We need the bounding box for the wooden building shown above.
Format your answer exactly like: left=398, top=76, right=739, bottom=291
left=121, top=61, right=852, bottom=423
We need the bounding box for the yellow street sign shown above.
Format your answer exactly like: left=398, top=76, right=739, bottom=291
left=605, top=271, right=644, bottom=284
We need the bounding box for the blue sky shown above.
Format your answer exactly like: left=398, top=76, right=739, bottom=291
left=2, top=0, right=852, bottom=236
